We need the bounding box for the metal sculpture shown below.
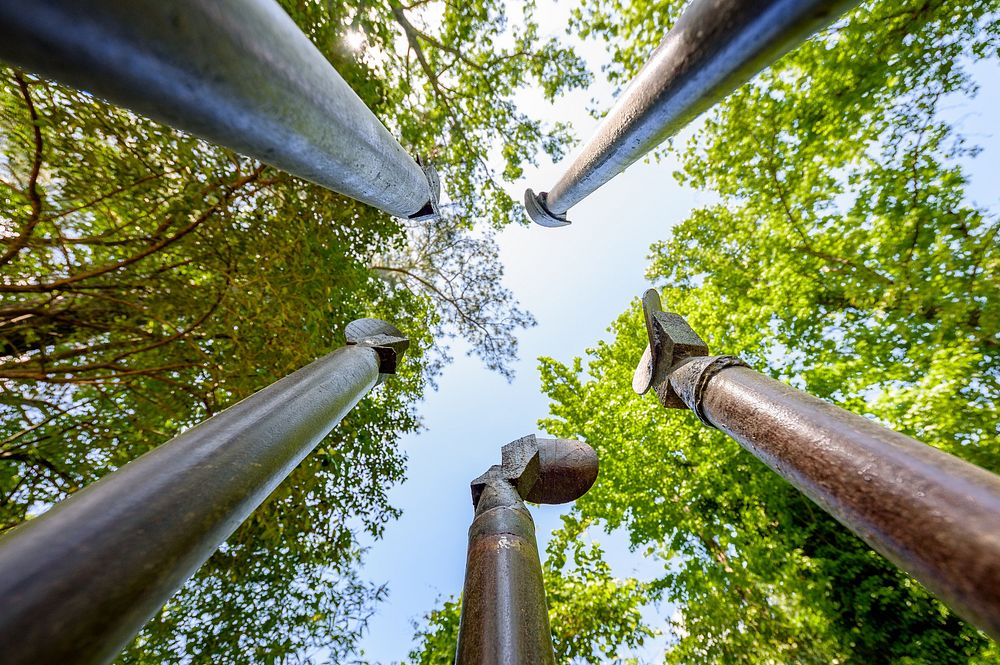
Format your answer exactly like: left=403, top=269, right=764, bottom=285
left=0, top=0, right=439, bottom=220
left=0, top=319, right=408, bottom=665
left=633, top=289, right=1000, bottom=641
left=525, top=0, right=860, bottom=226
left=456, top=435, right=599, bottom=664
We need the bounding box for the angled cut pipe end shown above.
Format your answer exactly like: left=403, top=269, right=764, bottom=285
left=345, top=318, right=409, bottom=377
left=526, top=438, right=599, bottom=504
left=408, top=157, right=441, bottom=222
left=524, top=189, right=570, bottom=228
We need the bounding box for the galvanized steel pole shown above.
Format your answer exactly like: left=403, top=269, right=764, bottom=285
left=524, top=0, right=859, bottom=226
left=0, top=319, right=408, bottom=665
left=0, top=0, right=439, bottom=220
left=634, top=290, right=1000, bottom=641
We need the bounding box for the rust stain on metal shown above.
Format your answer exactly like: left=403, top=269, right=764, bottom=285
left=456, top=435, right=600, bottom=664
left=687, top=365, right=1000, bottom=641
left=632, top=288, right=1000, bottom=642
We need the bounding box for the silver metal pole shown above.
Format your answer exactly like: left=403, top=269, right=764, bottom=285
left=524, top=0, right=859, bottom=226
left=0, top=319, right=408, bottom=665
left=0, top=0, right=439, bottom=220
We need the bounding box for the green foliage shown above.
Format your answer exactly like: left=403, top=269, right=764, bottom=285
left=543, top=521, right=655, bottom=663
left=0, top=1, right=590, bottom=661
left=408, top=527, right=653, bottom=664
left=339, top=0, right=591, bottom=227
left=540, top=0, right=1000, bottom=661
left=409, top=598, right=464, bottom=665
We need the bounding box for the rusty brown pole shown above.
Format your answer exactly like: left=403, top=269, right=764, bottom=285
left=456, top=435, right=599, bottom=664
left=634, top=289, right=1000, bottom=642
left=459, top=495, right=553, bottom=663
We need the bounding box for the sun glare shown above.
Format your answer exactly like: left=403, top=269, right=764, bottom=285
left=344, top=30, right=365, bottom=51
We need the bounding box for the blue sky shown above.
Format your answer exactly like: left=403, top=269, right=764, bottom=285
left=355, top=5, right=1000, bottom=661
left=356, top=7, right=701, bottom=659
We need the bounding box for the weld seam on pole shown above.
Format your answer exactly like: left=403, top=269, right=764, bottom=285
left=685, top=355, right=748, bottom=427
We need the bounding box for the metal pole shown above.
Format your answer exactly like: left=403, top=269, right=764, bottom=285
left=458, top=494, right=554, bottom=664
left=456, top=435, right=598, bottom=664
left=0, top=0, right=439, bottom=220
left=634, top=290, right=1000, bottom=641
left=524, top=0, right=859, bottom=226
left=669, top=360, right=1000, bottom=641
left=0, top=318, right=408, bottom=665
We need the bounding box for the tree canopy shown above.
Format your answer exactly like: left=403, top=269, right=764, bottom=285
left=532, top=0, right=1000, bottom=661
left=4, top=0, right=1000, bottom=661
left=0, top=1, right=590, bottom=661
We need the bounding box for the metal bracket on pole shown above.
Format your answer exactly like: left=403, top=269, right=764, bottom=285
left=345, top=317, right=410, bottom=380
left=631, top=289, right=716, bottom=408
left=631, top=289, right=1000, bottom=641
left=523, top=189, right=569, bottom=228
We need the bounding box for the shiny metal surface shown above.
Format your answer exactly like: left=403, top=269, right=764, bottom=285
left=0, top=320, right=406, bottom=664
left=0, top=0, right=437, bottom=218
left=527, top=0, right=859, bottom=223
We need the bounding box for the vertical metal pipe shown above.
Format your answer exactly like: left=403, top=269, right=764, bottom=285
left=456, top=501, right=556, bottom=664
left=0, top=324, right=401, bottom=664
left=669, top=360, right=1000, bottom=641
left=524, top=0, right=859, bottom=226
left=455, top=436, right=599, bottom=663
left=0, top=0, right=438, bottom=219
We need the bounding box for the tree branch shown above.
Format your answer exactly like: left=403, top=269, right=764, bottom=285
left=0, top=167, right=263, bottom=293
left=0, top=72, right=45, bottom=267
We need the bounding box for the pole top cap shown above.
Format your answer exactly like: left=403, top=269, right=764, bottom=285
left=345, top=318, right=409, bottom=377
left=470, top=434, right=598, bottom=514
left=524, top=189, right=570, bottom=228
left=632, top=289, right=709, bottom=407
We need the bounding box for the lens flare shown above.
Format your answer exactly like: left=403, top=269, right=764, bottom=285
left=344, top=30, right=364, bottom=51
